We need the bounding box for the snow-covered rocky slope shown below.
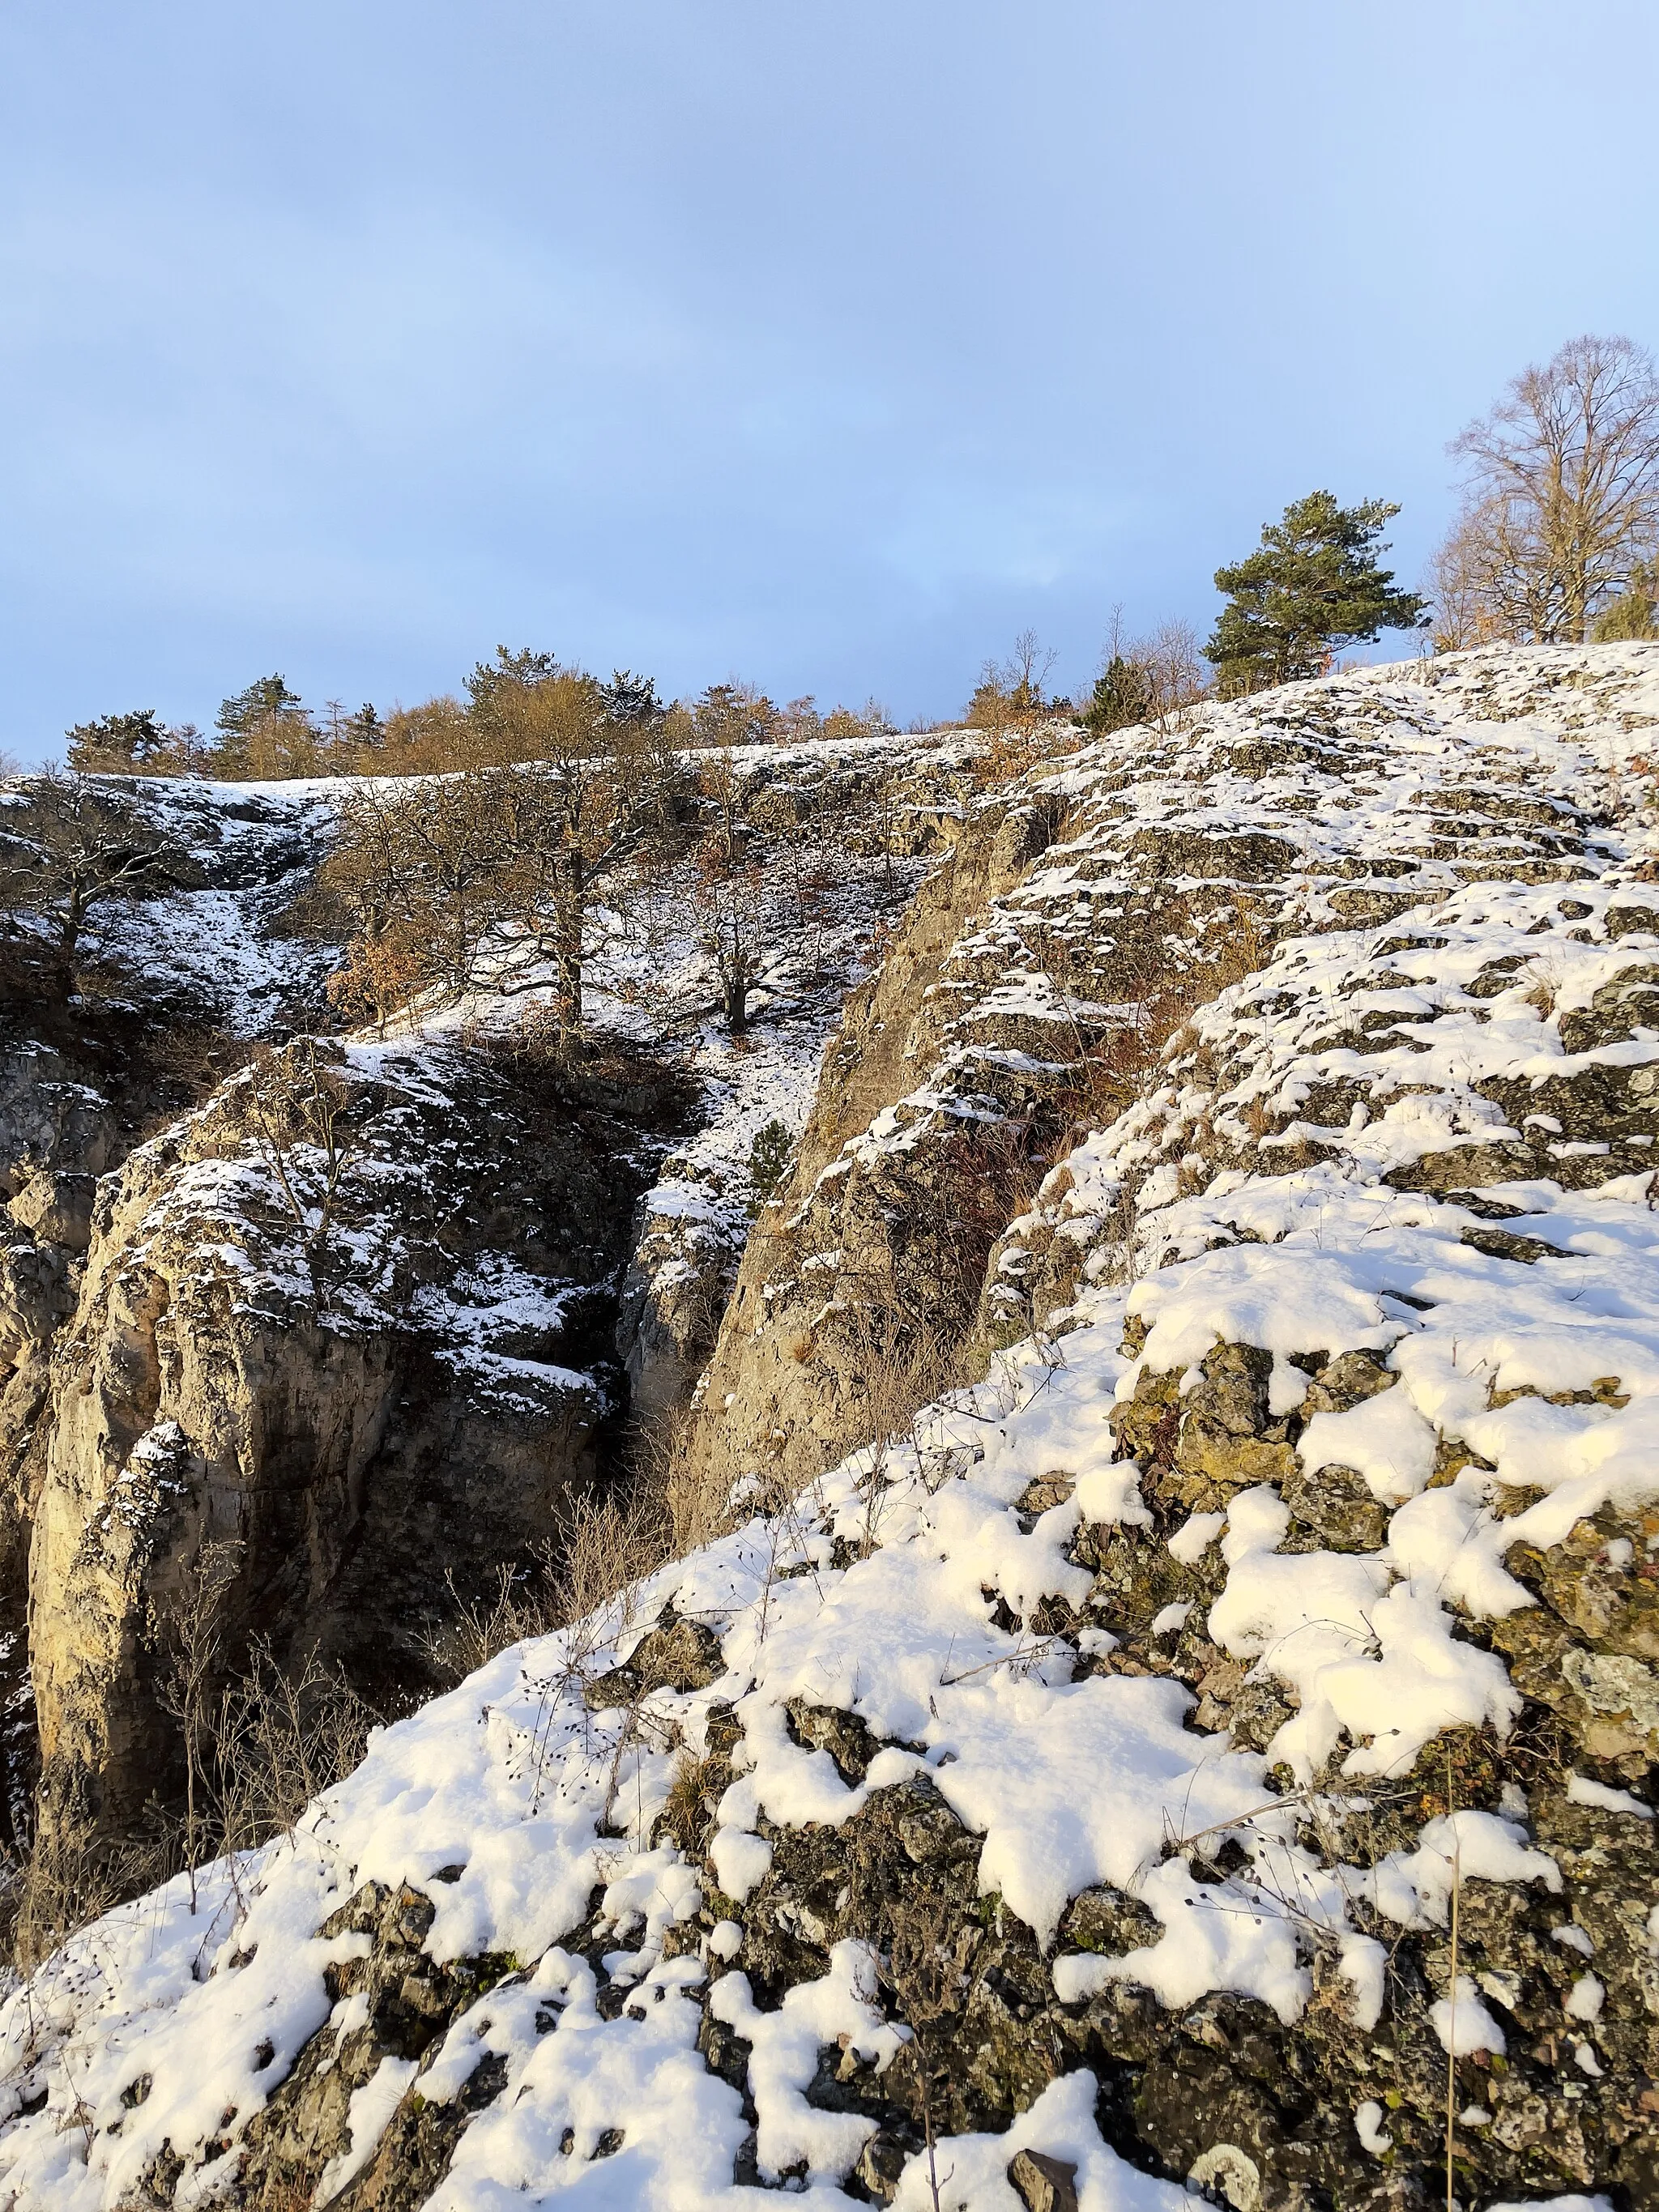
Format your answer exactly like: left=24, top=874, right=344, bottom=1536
left=0, top=772, right=343, bottom=1037
left=2, top=737, right=976, bottom=1860
left=2, top=650, right=1657, bottom=2212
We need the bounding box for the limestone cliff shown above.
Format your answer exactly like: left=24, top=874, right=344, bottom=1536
left=0, top=775, right=340, bottom=1837
left=682, top=646, right=1627, bottom=1500
left=6, top=736, right=969, bottom=1852
left=29, top=1034, right=691, bottom=1847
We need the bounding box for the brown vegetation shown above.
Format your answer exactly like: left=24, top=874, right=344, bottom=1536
left=1434, top=333, right=1659, bottom=647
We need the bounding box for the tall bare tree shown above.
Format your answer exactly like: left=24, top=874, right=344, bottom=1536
left=1438, top=335, right=1659, bottom=644
left=321, top=684, right=680, bottom=1036
left=690, top=844, right=770, bottom=1031
left=966, top=632, right=1057, bottom=731
left=322, top=772, right=512, bottom=1011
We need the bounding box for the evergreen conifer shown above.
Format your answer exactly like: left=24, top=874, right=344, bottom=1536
left=216, top=674, right=304, bottom=737
left=1205, top=492, right=1426, bottom=697
left=64, top=708, right=179, bottom=771
left=1083, top=655, right=1153, bottom=734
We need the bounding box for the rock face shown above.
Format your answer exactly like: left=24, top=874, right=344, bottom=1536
left=608, top=737, right=983, bottom=1433
left=682, top=645, right=1631, bottom=1503
left=4, top=735, right=975, bottom=1857
left=0, top=776, right=340, bottom=1839
left=27, top=1033, right=693, bottom=1848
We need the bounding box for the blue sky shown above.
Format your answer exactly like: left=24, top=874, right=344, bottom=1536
left=2, top=2, right=1657, bottom=758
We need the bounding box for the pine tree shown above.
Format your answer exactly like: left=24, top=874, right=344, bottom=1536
left=464, top=647, right=562, bottom=727
left=216, top=674, right=304, bottom=737
left=600, top=670, right=664, bottom=727
left=1083, top=655, right=1153, bottom=734
left=1205, top=492, right=1426, bottom=697
left=64, top=709, right=180, bottom=771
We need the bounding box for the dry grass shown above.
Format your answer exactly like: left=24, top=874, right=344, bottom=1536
left=2, top=1632, right=374, bottom=1980
left=550, top=1487, right=666, bottom=1636
left=420, top=1561, right=558, bottom=1685
left=656, top=1750, right=727, bottom=1856
left=216, top=1642, right=376, bottom=1854
left=1, top=1824, right=167, bottom=1980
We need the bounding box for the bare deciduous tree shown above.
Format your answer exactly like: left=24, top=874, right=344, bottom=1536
left=321, top=714, right=678, bottom=1036
left=0, top=773, right=185, bottom=987
left=966, top=632, right=1058, bottom=731
left=691, top=848, right=770, bottom=1032
left=1136, top=616, right=1209, bottom=730
left=232, top=1042, right=369, bottom=1304
left=321, top=773, right=509, bottom=1014
left=1437, top=334, right=1659, bottom=644
left=1084, top=609, right=1209, bottom=735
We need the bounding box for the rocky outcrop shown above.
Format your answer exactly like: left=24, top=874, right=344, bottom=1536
left=610, top=736, right=984, bottom=1433
left=682, top=646, right=1636, bottom=1506
left=6, top=735, right=979, bottom=1858
left=28, top=1034, right=693, bottom=1848
left=0, top=774, right=345, bottom=1832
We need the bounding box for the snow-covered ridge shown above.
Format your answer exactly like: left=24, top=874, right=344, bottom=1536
left=2, top=649, right=1657, bottom=2212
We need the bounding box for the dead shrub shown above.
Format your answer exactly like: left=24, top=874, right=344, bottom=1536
left=549, top=1485, right=667, bottom=1640
left=930, top=1116, right=1050, bottom=1312
left=216, top=1640, right=377, bottom=1853
left=1, top=1824, right=168, bottom=1980
left=640, top=1404, right=735, bottom=1560
left=419, top=1561, right=557, bottom=1686
left=156, top=1536, right=243, bottom=1912
left=876, top=1889, right=974, bottom=2212
left=1, top=1635, right=375, bottom=1978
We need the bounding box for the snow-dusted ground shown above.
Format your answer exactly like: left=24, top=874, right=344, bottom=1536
left=1, top=659, right=1653, bottom=2209
left=2, top=774, right=340, bottom=1035
left=591, top=846, right=928, bottom=1353
left=395, top=731, right=982, bottom=1373
left=0, top=1273, right=1640, bottom=2207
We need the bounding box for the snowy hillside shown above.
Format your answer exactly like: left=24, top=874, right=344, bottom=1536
left=0, top=773, right=343, bottom=1034
left=1, top=650, right=1657, bottom=2212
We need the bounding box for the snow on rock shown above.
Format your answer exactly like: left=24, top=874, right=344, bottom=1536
left=3, top=649, right=1658, bottom=2210
left=889, top=2069, right=1187, bottom=2212
left=25, top=772, right=344, bottom=1033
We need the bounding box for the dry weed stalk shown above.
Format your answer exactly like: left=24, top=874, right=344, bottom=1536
left=2, top=1632, right=375, bottom=1984
left=876, top=1892, right=966, bottom=2212
left=853, top=1322, right=961, bottom=1556
left=155, top=1537, right=243, bottom=1912
left=216, top=1640, right=375, bottom=1855
left=644, top=1404, right=732, bottom=1561
left=420, top=1561, right=557, bottom=1686
left=520, top=1488, right=667, bottom=1809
